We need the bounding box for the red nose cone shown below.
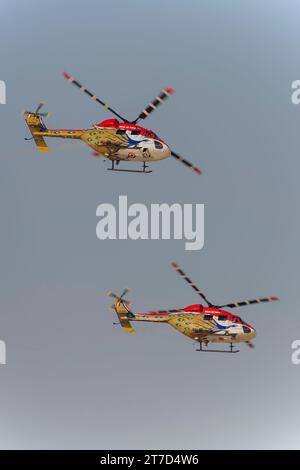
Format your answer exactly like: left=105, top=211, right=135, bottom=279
left=63, top=71, right=71, bottom=80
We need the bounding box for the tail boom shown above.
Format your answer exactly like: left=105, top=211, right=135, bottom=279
left=25, top=112, right=84, bottom=153
left=34, top=129, right=84, bottom=139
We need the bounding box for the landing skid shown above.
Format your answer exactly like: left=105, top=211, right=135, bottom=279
left=196, top=348, right=240, bottom=354
left=107, top=161, right=152, bottom=174
left=196, top=342, right=240, bottom=354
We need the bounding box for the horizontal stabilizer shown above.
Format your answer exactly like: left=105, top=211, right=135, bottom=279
left=32, top=134, right=48, bottom=153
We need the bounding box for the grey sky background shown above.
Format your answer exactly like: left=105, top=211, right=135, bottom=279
left=0, top=0, right=300, bottom=449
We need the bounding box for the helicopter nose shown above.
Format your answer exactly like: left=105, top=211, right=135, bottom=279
left=152, top=141, right=171, bottom=160
left=243, top=325, right=256, bottom=339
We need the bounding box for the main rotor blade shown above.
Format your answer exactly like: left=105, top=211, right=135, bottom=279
left=133, top=87, right=174, bottom=123
left=171, top=150, right=201, bottom=175
left=217, top=296, right=280, bottom=309
left=63, top=72, right=128, bottom=122
left=171, top=262, right=212, bottom=306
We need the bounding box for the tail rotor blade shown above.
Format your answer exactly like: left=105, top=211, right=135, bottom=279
left=107, top=291, right=119, bottom=300
left=63, top=72, right=128, bottom=122
left=171, top=150, right=201, bottom=175
left=171, top=262, right=212, bottom=306
left=120, top=288, right=130, bottom=299
left=133, top=87, right=174, bottom=123
left=35, top=101, right=45, bottom=114
left=38, top=112, right=51, bottom=118
left=107, top=290, right=131, bottom=305
left=218, top=296, right=279, bottom=309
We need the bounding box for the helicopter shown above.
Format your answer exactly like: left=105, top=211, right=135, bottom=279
left=107, top=262, right=279, bottom=353
left=23, top=72, right=201, bottom=175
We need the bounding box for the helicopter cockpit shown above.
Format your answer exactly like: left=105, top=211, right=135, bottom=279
left=231, top=315, right=248, bottom=325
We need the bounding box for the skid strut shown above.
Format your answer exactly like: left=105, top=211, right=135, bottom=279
left=107, top=160, right=152, bottom=174
left=196, top=341, right=240, bottom=354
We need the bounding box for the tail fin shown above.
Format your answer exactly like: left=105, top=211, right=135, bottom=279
left=25, top=113, right=49, bottom=153
left=114, top=298, right=136, bottom=333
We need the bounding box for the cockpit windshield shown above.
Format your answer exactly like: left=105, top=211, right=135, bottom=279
left=233, top=316, right=247, bottom=324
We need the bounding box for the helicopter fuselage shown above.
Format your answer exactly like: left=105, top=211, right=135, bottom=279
left=132, top=304, right=256, bottom=344
left=24, top=75, right=202, bottom=173
left=84, top=119, right=171, bottom=162
left=28, top=114, right=171, bottom=162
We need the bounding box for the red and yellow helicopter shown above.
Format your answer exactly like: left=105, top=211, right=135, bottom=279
left=23, top=73, right=201, bottom=174
left=108, top=262, right=279, bottom=353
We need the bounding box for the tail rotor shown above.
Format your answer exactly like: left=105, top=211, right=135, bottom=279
left=107, top=288, right=132, bottom=311
left=21, top=101, right=51, bottom=119
left=107, top=289, right=135, bottom=333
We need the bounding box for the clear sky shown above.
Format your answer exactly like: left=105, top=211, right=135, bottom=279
left=0, top=0, right=300, bottom=449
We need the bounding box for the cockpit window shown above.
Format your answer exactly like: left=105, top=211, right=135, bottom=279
left=154, top=140, right=163, bottom=149
left=116, top=129, right=126, bottom=135
left=131, top=130, right=140, bottom=135
left=243, top=326, right=251, bottom=334
left=204, top=314, right=213, bottom=320
left=218, top=315, right=227, bottom=321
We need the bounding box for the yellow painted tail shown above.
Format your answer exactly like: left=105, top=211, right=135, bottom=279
left=25, top=113, right=49, bottom=153
left=114, top=298, right=136, bottom=333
